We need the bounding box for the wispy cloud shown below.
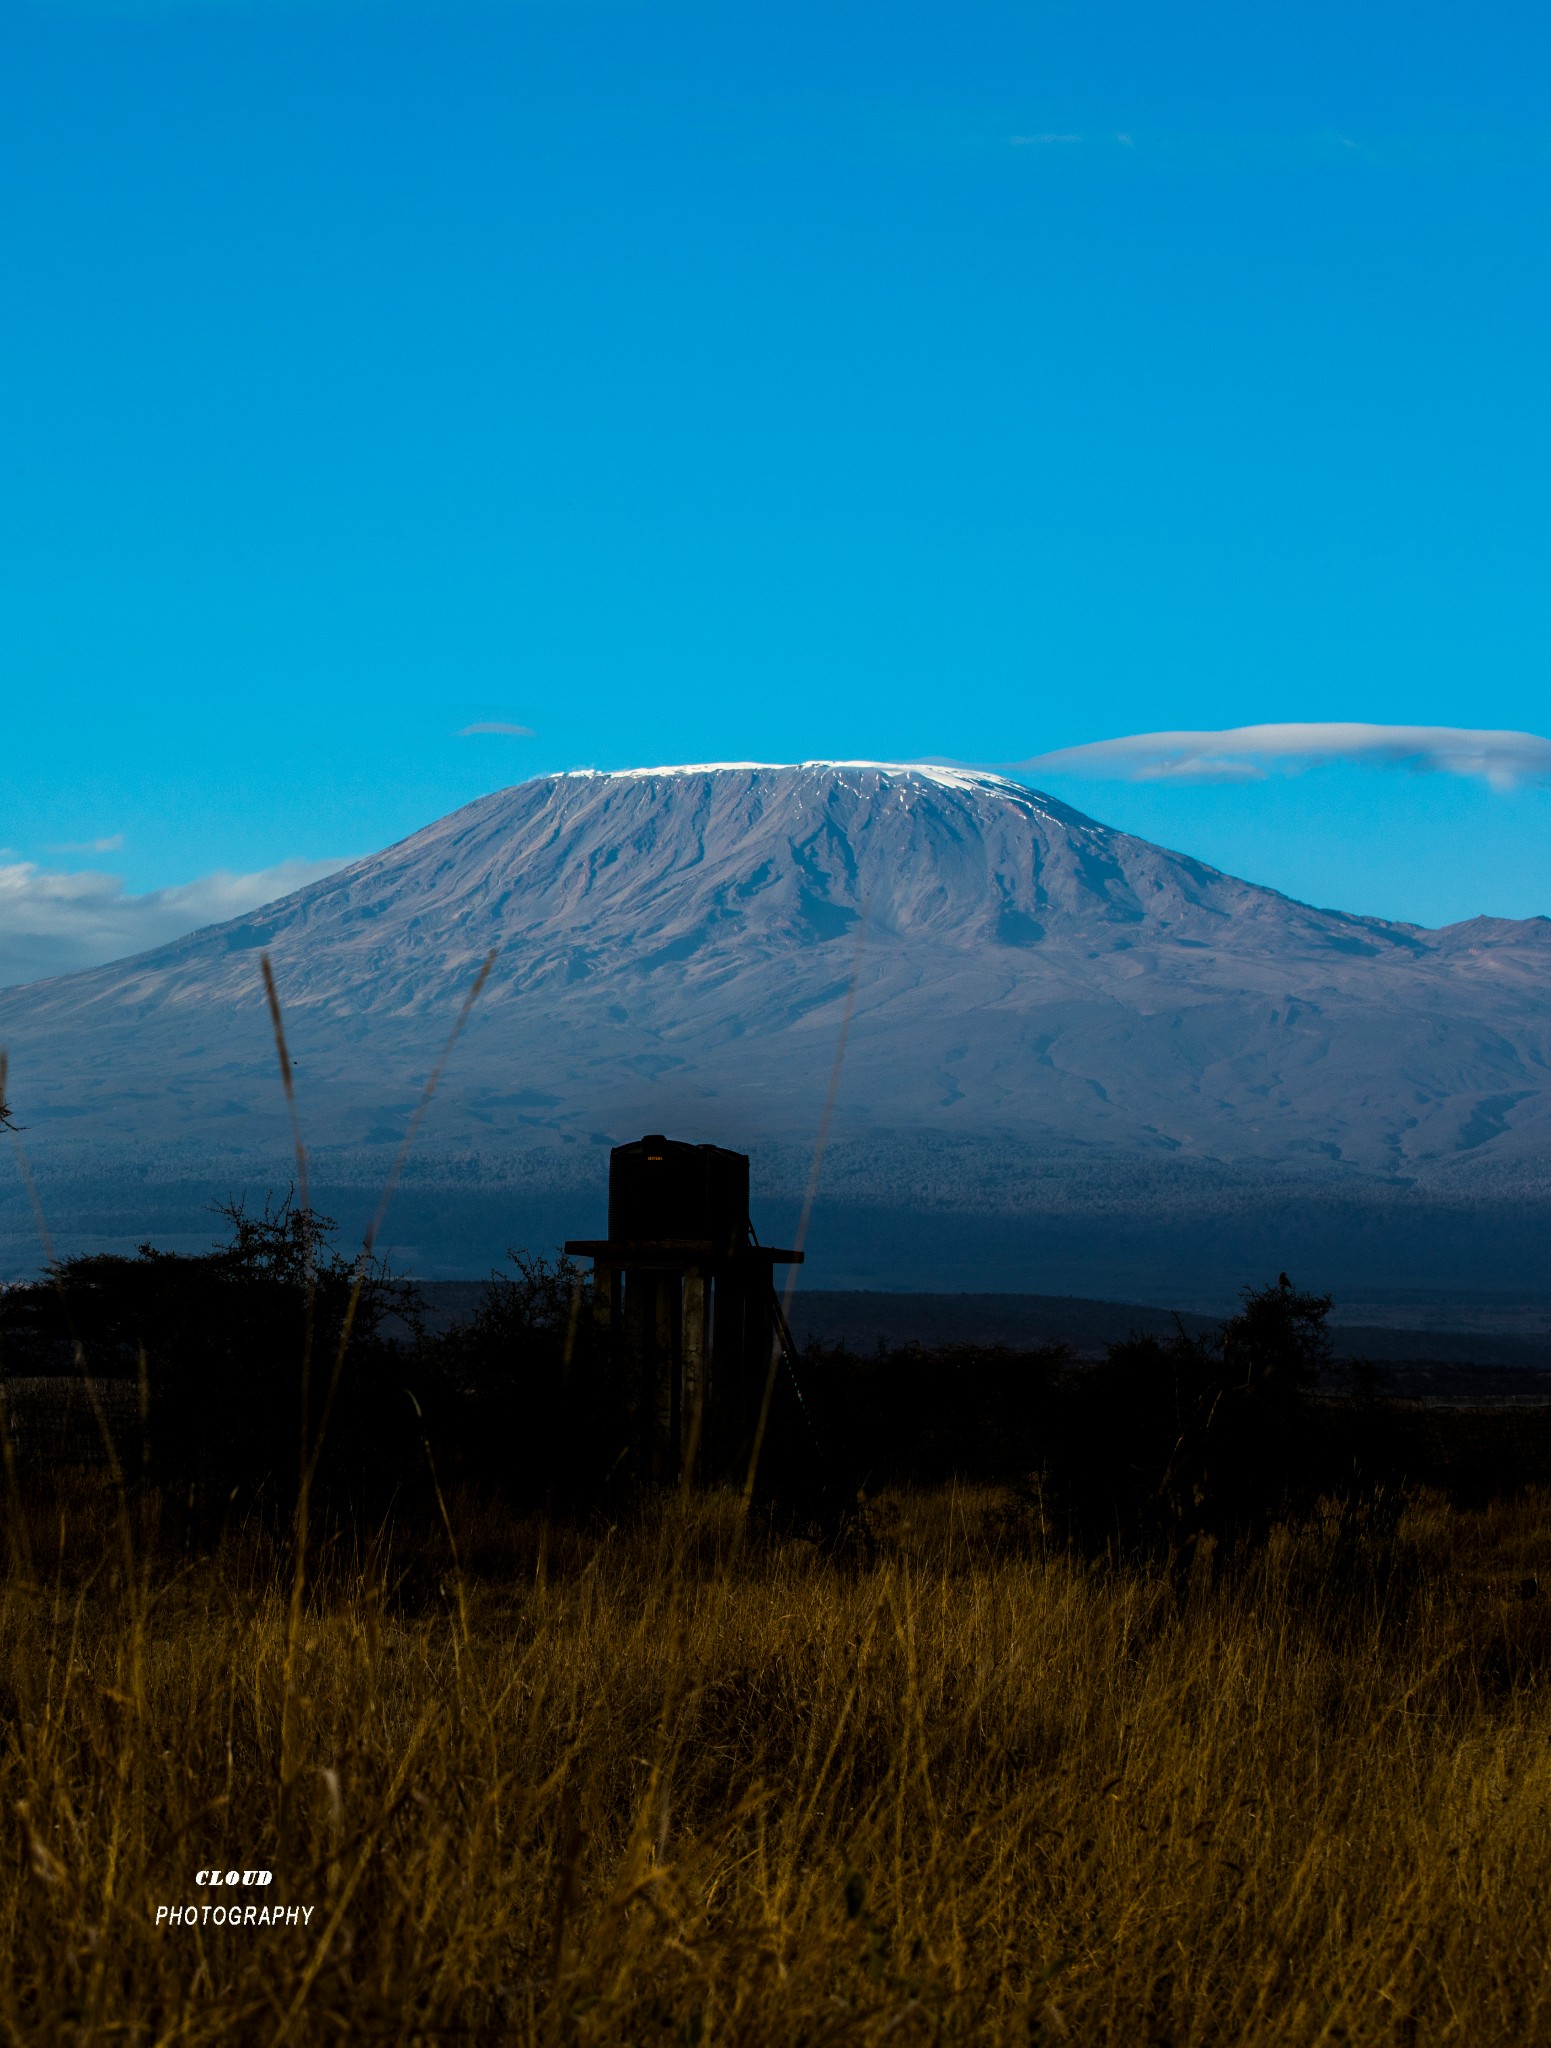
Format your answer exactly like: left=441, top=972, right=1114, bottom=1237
left=885, top=111, right=1479, bottom=170
left=1015, top=724, right=1551, bottom=793
left=0, top=856, right=351, bottom=989
left=458, top=721, right=535, bottom=738
left=49, top=833, right=125, bottom=855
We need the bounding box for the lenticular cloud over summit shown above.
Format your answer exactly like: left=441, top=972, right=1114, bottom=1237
left=0, top=761, right=1548, bottom=1294
left=1016, top=723, right=1551, bottom=789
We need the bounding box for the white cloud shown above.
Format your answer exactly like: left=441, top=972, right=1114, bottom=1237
left=458, top=722, right=535, bottom=738
left=0, top=857, right=351, bottom=989
left=1016, top=724, right=1551, bottom=792
left=49, top=833, right=126, bottom=855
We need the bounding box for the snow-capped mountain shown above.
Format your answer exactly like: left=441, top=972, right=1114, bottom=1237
left=2, top=763, right=1548, bottom=1296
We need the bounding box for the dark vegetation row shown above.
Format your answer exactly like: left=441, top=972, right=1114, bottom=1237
left=3, top=1197, right=1550, bottom=1563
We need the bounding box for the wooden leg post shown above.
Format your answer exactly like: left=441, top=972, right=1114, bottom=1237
left=681, top=1269, right=707, bottom=1484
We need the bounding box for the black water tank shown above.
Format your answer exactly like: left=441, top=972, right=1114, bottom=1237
left=608, top=1136, right=750, bottom=1251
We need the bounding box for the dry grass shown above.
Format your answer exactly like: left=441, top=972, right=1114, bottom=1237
left=4, top=1481, right=1551, bottom=2045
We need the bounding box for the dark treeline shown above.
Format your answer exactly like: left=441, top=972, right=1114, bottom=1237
left=4, top=1200, right=1550, bottom=1560
left=790, top=1290, right=1551, bottom=1559
left=0, top=1197, right=614, bottom=1514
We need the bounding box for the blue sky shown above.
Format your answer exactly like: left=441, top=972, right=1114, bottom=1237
left=4, top=0, right=1549, bottom=973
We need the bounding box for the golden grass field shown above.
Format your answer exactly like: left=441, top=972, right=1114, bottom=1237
left=5, top=1480, right=1551, bottom=2046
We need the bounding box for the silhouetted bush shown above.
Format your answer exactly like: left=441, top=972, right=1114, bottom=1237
left=792, top=1338, right=1067, bottom=1490
left=0, top=1195, right=421, bottom=1504
left=411, top=1249, right=633, bottom=1505
left=1050, top=1274, right=1332, bottom=1559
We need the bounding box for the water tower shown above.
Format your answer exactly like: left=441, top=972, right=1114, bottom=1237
left=565, top=1135, right=803, bottom=1483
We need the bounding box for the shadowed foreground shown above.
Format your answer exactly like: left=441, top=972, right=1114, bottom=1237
left=6, top=1485, right=1551, bottom=2045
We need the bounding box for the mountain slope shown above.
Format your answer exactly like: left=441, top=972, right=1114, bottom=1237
left=2, top=764, right=1548, bottom=1288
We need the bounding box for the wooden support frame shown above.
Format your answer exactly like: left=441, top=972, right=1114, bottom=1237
left=564, top=1235, right=803, bottom=1485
